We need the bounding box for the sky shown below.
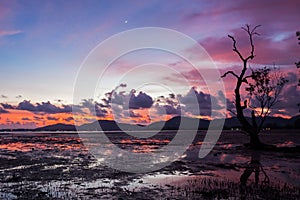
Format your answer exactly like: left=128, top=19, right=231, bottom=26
left=0, top=0, right=299, bottom=129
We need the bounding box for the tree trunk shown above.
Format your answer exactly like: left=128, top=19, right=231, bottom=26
left=249, top=131, right=261, bottom=148
left=234, top=65, right=261, bottom=149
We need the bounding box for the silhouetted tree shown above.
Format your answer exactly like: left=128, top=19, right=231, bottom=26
left=296, top=31, right=300, bottom=74
left=221, top=25, right=288, bottom=148
left=296, top=31, right=300, bottom=111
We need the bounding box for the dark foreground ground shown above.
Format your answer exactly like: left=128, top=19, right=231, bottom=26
left=0, top=130, right=299, bottom=199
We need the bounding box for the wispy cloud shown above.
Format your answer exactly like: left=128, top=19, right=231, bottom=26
left=0, top=30, right=22, bottom=37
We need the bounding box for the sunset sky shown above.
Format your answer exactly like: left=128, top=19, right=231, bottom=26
left=0, top=0, right=299, bottom=129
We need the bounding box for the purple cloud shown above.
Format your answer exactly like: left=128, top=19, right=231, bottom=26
left=178, top=87, right=224, bottom=117
left=21, top=117, right=31, bottom=121
left=1, top=103, right=15, bottom=109
left=64, top=117, right=74, bottom=122
left=0, top=107, right=9, bottom=114
left=34, top=116, right=44, bottom=121
left=129, top=91, right=154, bottom=109
left=80, top=99, right=108, bottom=117
left=17, top=100, right=37, bottom=112
left=129, top=110, right=143, bottom=118
left=47, top=116, right=59, bottom=121
left=154, top=95, right=181, bottom=116
left=16, top=100, right=72, bottom=114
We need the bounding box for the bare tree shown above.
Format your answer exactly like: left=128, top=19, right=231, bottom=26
left=221, top=25, right=288, bottom=148
left=296, top=31, right=300, bottom=111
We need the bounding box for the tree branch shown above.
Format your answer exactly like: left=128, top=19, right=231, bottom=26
left=221, top=71, right=239, bottom=79
left=228, top=34, right=245, bottom=61
left=242, top=76, right=251, bottom=84
left=243, top=24, right=261, bottom=61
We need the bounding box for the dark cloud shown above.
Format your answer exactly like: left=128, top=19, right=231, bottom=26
left=21, top=117, right=31, bottom=121
left=17, top=100, right=38, bottom=112
left=129, top=110, right=142, bottom=118
left=71, top=104, right=85, bottom=114
left=108, top=89, right=154, bottom=110
left=79, top=99, right=94, bottom=110
left=95, top=106, right=107, bottom=117
left=169, top=93, right=175, bottom=99
left=0, top=98, right=106, bottom=117
left=162, top=105, right=181, bottom=115
left=80, top=99, right=108, bottom=117
left=273, top=85, right=300, bottom=116
left=178, top=87, right=224, bottom=117
left=36, top=102, right=72, bottom=113
left=0, top=107, right=9, bottom=114
left=129, top=91, right=154, bottom=109
left=16, top=95, right=22, bottom=98
left=0, top=103, right=15, bottom=109
left=154, top=95, right=181, bottom=116
left=0, top=95, right=8, bottom=98
left=64, top=117, right=74, bottom=122
left=16, top=100, right=72, bottom=114
left=34, top=116, right=44, bottom=121
left=47, top=116, right=59, bottom=121
left=103, top=83, right=129, bottom=108
left=60, top=104, right=72, bottom=113
left=110, top=91, right=126, bottom=106
left=102, top=84, right=154, bottom=112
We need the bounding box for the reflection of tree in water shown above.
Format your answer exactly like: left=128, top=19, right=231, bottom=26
left=240, top=151, right=270, bottom=199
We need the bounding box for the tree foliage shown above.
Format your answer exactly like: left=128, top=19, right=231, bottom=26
left=246, top=66, right=288, bottom=131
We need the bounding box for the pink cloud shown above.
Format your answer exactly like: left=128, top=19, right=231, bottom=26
left=199, top=26, right=299, bottom=65
left=0, top=30, right=22, bottom=36
left=180, top=0, right=299, bottom=64
left=184, top=0, right=299, bottom=32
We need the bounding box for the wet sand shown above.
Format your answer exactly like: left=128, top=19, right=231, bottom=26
left=0, top=130, right=299, bottom=199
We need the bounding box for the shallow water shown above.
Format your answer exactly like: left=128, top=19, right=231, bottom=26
left=0, top=130, right=299, bottom=199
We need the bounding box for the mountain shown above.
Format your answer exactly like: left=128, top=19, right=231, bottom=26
left=220, top=115, right=300, bottom=130
left=77, top=120, right=141, bottom=131
left=162, top=116, right=210, bottom=130
left=34, top=123, right=76, bottom=131
left=1, top=115, right=299, bottom=132
left=31, top=116, right=210, bottom=132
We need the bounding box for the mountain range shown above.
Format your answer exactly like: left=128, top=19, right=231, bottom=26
left=1, top=115, right=299, bottom=132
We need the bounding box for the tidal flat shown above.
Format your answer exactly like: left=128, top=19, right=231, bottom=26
left=0, top=130, right=299, bottom=199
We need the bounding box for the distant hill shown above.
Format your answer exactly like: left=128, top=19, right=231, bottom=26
left=220, top=115, right=300, bottom=130
left=77, top=120, right=136, bottom=131
left=162, top=116, right=210, bottom=130
left=34, top=123, right=76, bottom=131
left=1, top=115, right=299, bottom=132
